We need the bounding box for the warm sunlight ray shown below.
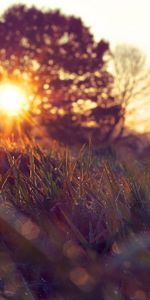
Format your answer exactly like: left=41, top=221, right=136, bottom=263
left=0, top=83, right=29, bottom=117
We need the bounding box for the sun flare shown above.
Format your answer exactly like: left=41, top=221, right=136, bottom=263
left=0, top=83, right=29, bottom=117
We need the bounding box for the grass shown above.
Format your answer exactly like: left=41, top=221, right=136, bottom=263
left=0, top=140, right=150, bottom=298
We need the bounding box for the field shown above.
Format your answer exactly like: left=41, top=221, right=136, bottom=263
left=0, top=138, right=150, bottom=299
left=0, top=2, right=150, bottom=299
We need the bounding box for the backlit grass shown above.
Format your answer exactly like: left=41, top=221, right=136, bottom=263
left=0, top=142, right=150, bottom=298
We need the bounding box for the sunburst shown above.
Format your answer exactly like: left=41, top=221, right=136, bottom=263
left=0, top=83, right=29, bottom=117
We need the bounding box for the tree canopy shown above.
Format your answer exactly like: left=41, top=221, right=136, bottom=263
left=0, top=5, right=123, bottom=144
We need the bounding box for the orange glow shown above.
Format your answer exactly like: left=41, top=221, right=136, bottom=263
left=0, top=83, right=29, bottom=117
left=126, top=99, right=150, bottom=133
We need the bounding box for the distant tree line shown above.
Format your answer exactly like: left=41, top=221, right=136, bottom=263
left=0, top=5, right=149, bottom=144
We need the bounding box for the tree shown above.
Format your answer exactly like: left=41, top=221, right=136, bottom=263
left=0, top=5, right=123, bottom=144
left=112, top=44, right=150, bottom=104
left=111, top=44, right=150, bottom=137
left=112, top=45, right=150, bottom=105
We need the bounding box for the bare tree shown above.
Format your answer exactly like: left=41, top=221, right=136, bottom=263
left=110, top=44, right=150, bottom=138
left=112, top=44, right=150, bottom=106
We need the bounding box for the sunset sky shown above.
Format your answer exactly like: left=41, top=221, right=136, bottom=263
left=0, top=0, right=150, bottom=132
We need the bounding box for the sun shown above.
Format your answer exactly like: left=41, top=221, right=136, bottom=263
left=0, top=83, right=29, bottom=117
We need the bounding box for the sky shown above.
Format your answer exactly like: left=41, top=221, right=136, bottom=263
left=0, top=0, right=150, bottom=132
